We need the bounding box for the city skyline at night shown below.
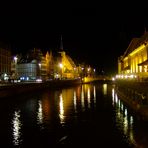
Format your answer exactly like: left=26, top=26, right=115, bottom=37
left=0, top=3, right=148, bottom=75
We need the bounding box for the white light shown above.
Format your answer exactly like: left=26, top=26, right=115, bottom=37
left=59, top=94, right=64, bottom=124
left=12, top=110, right=22, bottom=146
left=36, top=79, right=42, bottom=82
left=14, top=56, right=18, bottom=63
left=59, top=63, right=63, bottom=68
left=112, top=77, right=115, bottom=81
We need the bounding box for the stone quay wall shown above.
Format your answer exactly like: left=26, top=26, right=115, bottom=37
left=115, top=80, right=148, bottom=121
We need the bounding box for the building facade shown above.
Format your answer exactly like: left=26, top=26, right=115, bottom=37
left=16, top=48, right=47, bottom=81
left=0, top=47, right=11, bottom=81
left=118, top=32, right=148, bottom=80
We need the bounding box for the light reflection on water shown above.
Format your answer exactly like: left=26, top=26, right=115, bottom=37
left=112, top=88, right=136, bottom=147
left=59, top=93, right=65, bottom=124
left=73, top=91, right=77, bottom=113
left=4, top=83, right=148, bottom=147
left=37, top=100, right=43, bottom=126
left=12, top=110, right=22, bottom=146
left=81, top=85, right=85, bottom=111
left=87, top=87, right=91, bottom=108
left=93, top=86, right=96, bottom=105
left=103, top=83, right=107, bottom=95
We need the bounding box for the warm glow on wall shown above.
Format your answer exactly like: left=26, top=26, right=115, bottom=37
left=129, top=44, right=145, bottom=56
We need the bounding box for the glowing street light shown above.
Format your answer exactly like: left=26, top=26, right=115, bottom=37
left=59, top=63, right=63, bottom=68
left=14, top=56, right=18, bottom=64
left=59, top=63, right=63, bottom=79
left=38, top=63, right=41, bottom=68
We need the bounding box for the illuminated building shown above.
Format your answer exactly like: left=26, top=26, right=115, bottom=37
left=16, top=48, right=46, bottom=81
left=118, top=31, right=148, bottom=80
left=45, top=50, right=54, bottom=79
left=56, top=35, right=78, bottom=79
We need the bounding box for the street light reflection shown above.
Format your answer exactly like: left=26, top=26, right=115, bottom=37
left=12, top=110, right=22, bottom=146
left=59, top=94, right=64, bottom=124
left=112, top=88, right=136, bottom=146
left=81, top=85, right=85, bottom=111
left=37, top=100, right=43, bottom=126
left=103, top=84, right=107, bottom=95
left=87, top=87, right=91, bottom=108
left=73, top=91, right=77, bottom=113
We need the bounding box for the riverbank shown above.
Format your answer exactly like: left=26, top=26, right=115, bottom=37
left=115, top=80, right=148, bottom=121
left=0, top=77, right=113, bottom=99
left=0, top=79, right=81, bottom=98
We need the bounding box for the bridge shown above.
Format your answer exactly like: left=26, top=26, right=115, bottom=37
left=82, top=75, right=112, bottom=83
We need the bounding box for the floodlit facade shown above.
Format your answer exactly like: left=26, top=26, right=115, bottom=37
left=53, top=35, right=79, bottom=79
left=0, top=36, right=96, bottom=82
left=118, top=32, right=148, bottom=80
left=58, top=51, right=78, bottom=79
left=46, top=51, right=54, bottom=79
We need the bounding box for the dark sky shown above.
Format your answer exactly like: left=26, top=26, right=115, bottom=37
left=0, top=2, right=148, bottom=75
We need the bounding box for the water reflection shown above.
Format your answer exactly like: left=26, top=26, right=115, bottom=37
left=73, top=84, right=97, bottom=112
left=37, top=100, right=43, bottom=125
left=81, top=85, right=85, bottom=111
left=73, top=91, right=77, bottom=113
left=93, top=86, right=96, bottom=105
left=87, top=87, right=91, bottom=108
left=58, top=84, right=97, bottom=123
left=12, top=110, right=22, bottom=146
left=112, top=88, right=136, bottom=146
left=6, top=83, right=147, bottom=147
left=103, top=83, right=107, bottom=95
left=59, top=93, right=64, bottom=124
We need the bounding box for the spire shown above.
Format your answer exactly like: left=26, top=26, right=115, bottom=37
left=60, top=35, right=63, bottom=50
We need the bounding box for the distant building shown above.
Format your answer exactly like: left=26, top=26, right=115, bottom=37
left=58, top=50, right=77, bottom=79
left=0, top=46, right=11, bottom=81
left=54, top=35, right=78, bottom=79
left=118, top=31, right=148, bottom=80
left=17, top=60, right=37, bottom=81
left=7, top=36, right=95, bottom=81
left=45, top=51, right=54, bottom=79
left=16, top=48, right=47, bottom=81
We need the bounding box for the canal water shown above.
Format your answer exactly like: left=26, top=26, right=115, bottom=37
left=0, top=82, right=148, bottom=147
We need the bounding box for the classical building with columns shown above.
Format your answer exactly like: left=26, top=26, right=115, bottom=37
left=118, top=32, right=148, bottom=80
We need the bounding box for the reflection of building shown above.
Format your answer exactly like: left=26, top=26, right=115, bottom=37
left=118, top=31, right=148, bottom=80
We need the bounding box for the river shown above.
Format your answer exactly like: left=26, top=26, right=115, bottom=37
left=0, top=82, right=148, bottom=147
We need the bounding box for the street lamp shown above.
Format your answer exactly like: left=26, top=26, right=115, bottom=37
left=14, top=56, right=18, bottom=64
left=59, top=63, right=63, bottom=69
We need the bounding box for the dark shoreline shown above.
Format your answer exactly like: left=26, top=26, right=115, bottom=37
left=0, top=79, right=81, bottom=98
left=0, top=78, right=113, bottom=99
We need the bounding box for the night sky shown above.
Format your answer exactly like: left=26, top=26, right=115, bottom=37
left=0, top=3, right=148, bottom=75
